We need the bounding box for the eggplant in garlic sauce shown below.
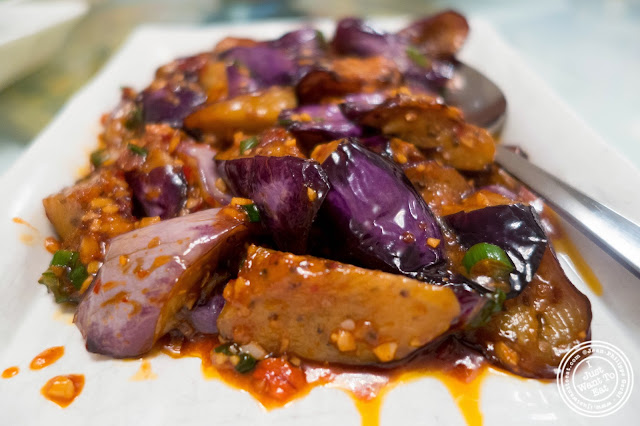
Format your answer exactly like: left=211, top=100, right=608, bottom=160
left=40, top=9, right=591, bottom=403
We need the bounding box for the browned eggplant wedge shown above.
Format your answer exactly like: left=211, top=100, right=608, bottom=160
left=296, top=56, right=400, bottom=104
left=463, top=248, right=592, bottom=378
left=43, top=169, right=135, bottom=246
left=217, top=245, right=460, bottom=365
left=359, top=95, right=495, bottom=171
left=75, top=205, right=251, bottom=358
left=184, top=86, right=296, bottom=137
left=396, top=10, right=470, bottom=58
left=404, top=160, right=473, bottom=213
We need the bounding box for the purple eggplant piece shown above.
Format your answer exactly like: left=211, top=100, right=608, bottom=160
left=396, top=10, right=469, bottom=58
left=448, top=283, right=489, bottom=329
left=221, top=46, right=297, bottom=87
left=331, top=18, right=412, bottom=72
left=330, top=15, right=462, bottom=92
left=321, top=140, right=443, bottom=275
left=140, top=84, right=206, bottom=128
left=177, top=142, right=231, bottom=206
left=158, top=53, right=210, bottom=82
left=417, top=267, right=491, bottom=329
left=217, top=155, right=330, bottom=254
left=226, top=63, right=260, bottom=98
left=126, top=166, right=187, bottom=219
left=403, top=59, right=456, bottom=92
left=339, top=92, right=388, bottom=121
left=456, top=285, right=490, bottom=330
left=444, top=204, right=548, bottom=297
left=279, top=104, right=362, bottom=148
left=359, top=135, right=391, bottom=156
left=295, top=68, right=363, bottom=104
left=270, top=27, right=326, bottom=59
left=332, top=18, right=394, bottom=57
left=75, top=207, right=250, bottom=358
left=186, top=292, right=225, bottom=335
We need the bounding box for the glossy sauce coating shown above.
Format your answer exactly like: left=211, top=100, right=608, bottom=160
left=44, top=237, right=61, bottom=254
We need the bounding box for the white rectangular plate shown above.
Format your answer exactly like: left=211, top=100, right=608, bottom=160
left=0, top=17, right=638, bottom=426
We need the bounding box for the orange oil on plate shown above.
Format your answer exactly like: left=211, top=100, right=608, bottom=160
left=41, top=374, right=85, bottom=408
left=541, top=206, right=603, bottom=296
left=159, top=335, right=492, bottom=426
left=30, top=346, right=65, bottom=370
left=130, top=360, right=158, bottom=381
left=2, top=366, right=20, bottom=379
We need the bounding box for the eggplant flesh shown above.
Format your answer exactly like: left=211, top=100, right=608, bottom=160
left=218, top=245, right=460, bottom=365
left=75, top=206, right=249, bottom=358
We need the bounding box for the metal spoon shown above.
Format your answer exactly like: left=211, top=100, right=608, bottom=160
left=441, top=60, right=507, bottom=135
left=442, top=61, right=640, bottom=279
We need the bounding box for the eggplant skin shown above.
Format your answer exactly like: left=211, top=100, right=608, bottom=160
left=396, top=10, right=469, bottom=58
left=444, top=204, right=548, bottom=297
left=217, top=155, right=330, bottom=254
left=126, top=165, right=187, bottom=219
left=320, top=140, right=444, bottom=276
left=279, top=104, right=362, bottom=149
left=75, top=207, right=249, bottom=358
left=463, top=248, right=592, bottom=379
left=217, top=245, right=460, bottom=365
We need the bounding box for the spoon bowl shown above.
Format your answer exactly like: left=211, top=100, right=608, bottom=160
left=446, top=61, right=640, bottom=279
left=441, top=60, right=507, bottom=135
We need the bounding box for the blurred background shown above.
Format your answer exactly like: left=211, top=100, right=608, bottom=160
left=0, top=0, right=639, bottom=174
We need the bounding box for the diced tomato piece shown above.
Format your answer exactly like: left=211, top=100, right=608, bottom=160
left=251, top=357, right=306, bottom=401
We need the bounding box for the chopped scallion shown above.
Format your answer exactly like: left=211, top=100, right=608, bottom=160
left=46, top=249, right=88, bottom=292
left=69, top=265, right=88, bottom=290
left=50, top=250, right=77, bottom=267
left=234, top=352, right=257, bottom=374
left=214, top=343, right=233, bottom=355
left=90, top=149, right=107, bottom=167
left=406, top=45, right=430, bottom=68
left=124, top=106, right=143, bottom=130
left=38, top=270, right=71, bottom=304
left=277, top=118, right=293, bottom=127
left=241, top=203, right=261, bottom=223
left=469, top=289, right=506, bottom=328
left=214, top=343, right=257, bottom=374
left=239, top=137, right=259, bottom=154
left=128, top=143, right=148, bottom=157
left=462, top=243, right=513, bottom=274
left=314, top=29, right=327, bottom=46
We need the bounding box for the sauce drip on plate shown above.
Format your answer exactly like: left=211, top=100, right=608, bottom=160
left=30, top=346, right=65, bottom=370
left=12, top=217, right=37, bottom=230
left=130, top=360, right=158, bottom=381
left=160, top=334, right=490, bottom=425
left=41, top=374, right=85, bottom=408
left=537, top=203, right=603, bottom=296
left=2, top=366, right=19, bottom=379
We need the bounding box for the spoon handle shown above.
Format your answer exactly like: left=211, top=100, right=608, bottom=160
left=495, top=145, right=640, bottom=279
